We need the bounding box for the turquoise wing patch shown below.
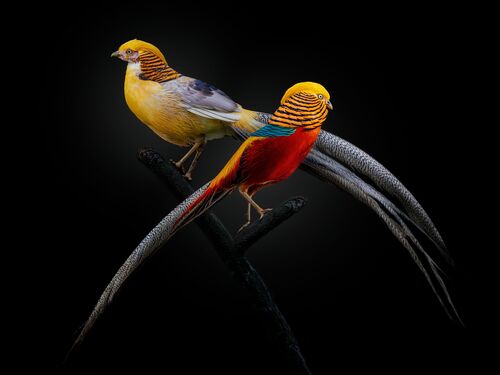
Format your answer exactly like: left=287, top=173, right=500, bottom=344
left=250, top=124, right=296, bottom=138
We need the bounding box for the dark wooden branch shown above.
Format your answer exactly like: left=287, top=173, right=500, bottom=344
left=138, top=148, right=311, bottom=375
left=138, top=148, right=234, bottom=252
left=233, top=197, right=307, bottom=253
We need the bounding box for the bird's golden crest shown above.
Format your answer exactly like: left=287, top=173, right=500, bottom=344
left=280, top=82, right=330, bottom=104
left=118, top=39, right=167, bottom=63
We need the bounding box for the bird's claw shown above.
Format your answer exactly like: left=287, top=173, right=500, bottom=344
left=170, top=159, right=186, bottom=174
left=258, top=208, right=272, bottom=220
left=183, top=172, right=193, bottom=181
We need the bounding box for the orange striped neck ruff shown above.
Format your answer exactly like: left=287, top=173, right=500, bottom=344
left=269, top=92, right=328, bottom=129
left=138, top=50, right=181, bottom=83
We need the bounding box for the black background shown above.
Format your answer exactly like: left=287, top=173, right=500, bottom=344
left=23, top=3, right=491, bottom=374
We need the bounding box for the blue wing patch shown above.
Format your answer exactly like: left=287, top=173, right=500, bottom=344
left=250, top=124, right=296, bottom=138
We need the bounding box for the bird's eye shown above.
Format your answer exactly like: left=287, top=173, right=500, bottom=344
left=126, top=49, right=133, bottom=55
left=318, top=94, right=324, bottom=99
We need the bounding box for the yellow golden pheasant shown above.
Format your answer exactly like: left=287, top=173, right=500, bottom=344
left=112, top=39, right=270, bottom=179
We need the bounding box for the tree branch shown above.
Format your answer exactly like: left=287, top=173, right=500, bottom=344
left=233, top=197, right=307, bottom=253
left=138, top=148, right=311, bottom=375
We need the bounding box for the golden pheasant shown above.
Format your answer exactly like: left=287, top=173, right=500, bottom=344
left=112, top=39, right=271, bottom=179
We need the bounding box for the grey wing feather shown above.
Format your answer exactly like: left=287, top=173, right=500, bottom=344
left=175, top=77, right=241, bottom=113
left=314, top=131, right=451, bottom=265
left=187, top=107, right=241, bottom=122
left=67, top=183, right=211, bottom=357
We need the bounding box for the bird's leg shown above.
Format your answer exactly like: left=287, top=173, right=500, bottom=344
left=238, top=203, right=252, bottom=232
left=183, top=139, right=206, bottom=180
left=240, top=191, right=272, bottom=220
left=172, top=138, right=203, bottom=174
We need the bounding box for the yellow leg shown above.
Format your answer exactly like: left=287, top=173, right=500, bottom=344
left=238, top=203, right=252, bottom=232
left=239, top=191, right=272, bottom=220
left=184, top=141, right=206, bottom=180
left=173, top=137, right=204, bottom=175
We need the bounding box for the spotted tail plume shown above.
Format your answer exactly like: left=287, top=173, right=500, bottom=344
left=302, top=149, right=462, bottom=323
left=67, top=181, right=232, bottom=357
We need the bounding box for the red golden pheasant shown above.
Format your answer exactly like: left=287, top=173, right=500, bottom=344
left=176, top=81, right=332, bottom=231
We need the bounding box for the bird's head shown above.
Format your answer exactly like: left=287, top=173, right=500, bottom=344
left=111, top=39, right=167, bottom=64
left=270, top=82, right=332, bottom=129
left=281, top=82, right=333, bottom=110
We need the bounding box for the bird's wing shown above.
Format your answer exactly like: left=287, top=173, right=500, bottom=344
left=172, top=77, right=242, bottom=122
left=250, top=124, right=296, bottom=137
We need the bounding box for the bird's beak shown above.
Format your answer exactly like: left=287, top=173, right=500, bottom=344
left=327, top=100, right=333, bottom=110
left=110, top=50, right=120, bottom=58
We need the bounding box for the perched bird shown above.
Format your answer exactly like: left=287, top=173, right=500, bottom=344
left=69, top=76, right=462, bottom=355
left=176, top=82, right=332, bottom=231
left=112, top=39, right=269, bottom=179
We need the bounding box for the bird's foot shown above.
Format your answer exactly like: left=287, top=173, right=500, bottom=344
left=170, top=159, right=186, bottom=174
left=238, top=221, right=252, bottom=233
left=183, top=172, right=193, bottom=181
left=258, top=208, right=272, bottom=220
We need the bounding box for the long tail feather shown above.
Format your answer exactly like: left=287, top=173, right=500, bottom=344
left=302, top=151, right=462, bottom=323
left=314, top=131, right=451, bottom=265
left=68, top=181, right=231, bottom=357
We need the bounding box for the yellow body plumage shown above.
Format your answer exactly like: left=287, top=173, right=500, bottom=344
left=114, top=39, right=283, bottom=177
left=124, top=64, right=231, bottom=147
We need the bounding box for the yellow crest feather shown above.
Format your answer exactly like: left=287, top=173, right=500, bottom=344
left=118, top=39, right=167, bottom=64
left=281, top=82, right=330, bottom=104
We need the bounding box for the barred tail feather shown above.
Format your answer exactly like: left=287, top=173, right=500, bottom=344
left=314, top=131, right=451, bottom=264
left=68, top=181, right=232, bottom=358
left=302, top=150, right=462, bottom=323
